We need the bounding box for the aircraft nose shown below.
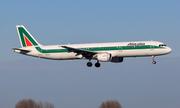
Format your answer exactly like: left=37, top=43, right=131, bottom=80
left=167, top=47, right=172, bottom=54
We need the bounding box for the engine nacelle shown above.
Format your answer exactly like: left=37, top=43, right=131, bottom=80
left=97, top=53, right=111, bottom=62
left=111, top=57, right=123, bottom=63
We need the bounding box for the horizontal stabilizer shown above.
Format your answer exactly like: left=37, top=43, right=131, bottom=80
left=12, top=48, right=31, bottom=54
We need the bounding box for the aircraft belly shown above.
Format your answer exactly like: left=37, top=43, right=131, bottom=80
left=26, top=52, right=79, bottom=60
left=58, top=53, right=81, bottom=60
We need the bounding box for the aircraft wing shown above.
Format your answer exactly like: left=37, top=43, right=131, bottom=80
left=61, top=46, right=98, bottom=57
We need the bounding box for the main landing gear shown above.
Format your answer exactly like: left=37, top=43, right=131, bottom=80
left=152, top=55, right=156, bottom=64
left=95, top=61, right=100, bottom=68
left=87, top=61, right=92, bottom=67
left=87, top=60, right=101, bottom=68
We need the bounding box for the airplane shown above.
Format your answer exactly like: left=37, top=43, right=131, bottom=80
left=13, top=25, right=172, bottom=67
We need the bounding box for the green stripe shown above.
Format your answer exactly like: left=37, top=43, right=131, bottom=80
left=18, top=27, right=38, bottom=47
left=35, top=45, right=165, bottom=53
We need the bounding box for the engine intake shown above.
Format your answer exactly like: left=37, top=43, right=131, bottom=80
left=97, top=53, right=111, bottom=62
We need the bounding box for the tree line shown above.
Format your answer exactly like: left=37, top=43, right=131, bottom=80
left=15, top=99, right=122, bottom=108
left=15, top=99, right=54, bottom=108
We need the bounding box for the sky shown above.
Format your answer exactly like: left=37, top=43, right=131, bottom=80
left=1, top=0, right=180, bottom=108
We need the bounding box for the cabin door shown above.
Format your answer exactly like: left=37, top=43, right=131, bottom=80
left=150, top=42, right=154, bottom=51
left=118, top=46, right=123, bottom=52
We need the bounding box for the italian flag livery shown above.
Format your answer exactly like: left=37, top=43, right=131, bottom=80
left=17, top=26, right=40, bottom=47
left=13, top=25, right=172, bottom=67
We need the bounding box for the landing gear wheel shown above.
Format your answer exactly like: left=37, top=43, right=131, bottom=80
left=152, top=55, right=156, bottom=64
left=95, top=62, right=101, bottom=68
left=152, top=61, right=156, bottom=64
left=87, top=62, right=92, bottom=67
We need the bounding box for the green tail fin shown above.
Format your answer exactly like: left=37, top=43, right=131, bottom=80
left=16, top=25, right=41, bottom=47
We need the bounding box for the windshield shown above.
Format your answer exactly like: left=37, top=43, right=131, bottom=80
left=159, top=44, right=166, bottom=47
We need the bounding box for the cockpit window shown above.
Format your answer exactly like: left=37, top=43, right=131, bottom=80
left=159, top=44, right=166, bottom=47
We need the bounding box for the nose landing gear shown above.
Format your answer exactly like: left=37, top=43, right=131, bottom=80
left=152, top=61, right=156, bottom=64
left=152, top=55, right=156, bottom=64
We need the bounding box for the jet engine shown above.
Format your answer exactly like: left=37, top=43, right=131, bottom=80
left=111, top=57, right=123, bottom=63
left=97, top=53, right=111, bottom=62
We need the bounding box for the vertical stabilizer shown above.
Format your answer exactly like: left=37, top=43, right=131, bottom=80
left=16, top=25, right=41, bottom=47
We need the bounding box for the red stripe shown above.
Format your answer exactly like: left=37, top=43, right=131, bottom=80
left=24, top=35, right=33, bottom=46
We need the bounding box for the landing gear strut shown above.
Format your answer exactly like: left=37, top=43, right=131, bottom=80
left=95, top=61, right=101, bottom=68
left=87, top=57, right=93, bottom=67
left=152, top=55, right=156, bottom=64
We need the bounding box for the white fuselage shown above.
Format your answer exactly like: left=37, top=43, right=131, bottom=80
left=15, top=41, right=172, bottom=61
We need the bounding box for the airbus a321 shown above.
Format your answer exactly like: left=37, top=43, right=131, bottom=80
left=13, top=25, right=172, bottom=67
